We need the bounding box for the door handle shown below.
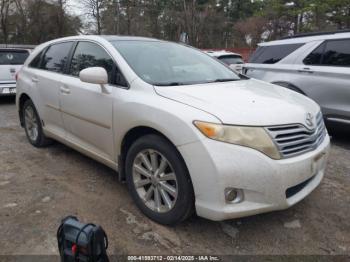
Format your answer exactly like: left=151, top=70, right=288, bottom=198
left=60, top=86, right=70, bottom=94
left=31, top=77, right=39, bottom=83
left=297, top=67, right=314, bottom=74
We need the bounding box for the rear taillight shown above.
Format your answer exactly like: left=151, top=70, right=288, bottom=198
left=15, top=72, right=19, bottom=81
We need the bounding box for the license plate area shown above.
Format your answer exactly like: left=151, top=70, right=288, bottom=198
left=2, top=87, right=16, bottom=94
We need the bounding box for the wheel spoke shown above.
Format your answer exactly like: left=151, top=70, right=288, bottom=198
left=25, top=110, right=31, bottom=120
left=159, top=172, right=176, bottom=181
left=140, top=152, right=153, bottom=171
left=159, top=188, right=172, bottom=209
left=32, top=128, right=38, bottom=140
left=25, top=116, right=32, bottom=127
left=154, top=186, right=161, bottom=210
left=28, top=107, right=34, bottom=119
left=144, top=185, right=154, bottom=201
left=134, top=178, right=151, bottom=188
left=159, top=181, right=177, bottom=198
left=150, top=151, right=158, bottom=172
left=155, top=157, right=168, bottom=176
left=133, top=164, right=152, bottom=177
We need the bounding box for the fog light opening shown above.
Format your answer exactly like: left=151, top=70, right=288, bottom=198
left=225, top=188, right=244, bottom=203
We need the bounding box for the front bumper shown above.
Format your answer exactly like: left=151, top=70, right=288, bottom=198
left=178, top=134, right=330, bottom=221
left=0, top=83, right=16, bottom=96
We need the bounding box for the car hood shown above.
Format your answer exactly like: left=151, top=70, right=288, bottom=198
left=154, top=79, right=320, bottom=126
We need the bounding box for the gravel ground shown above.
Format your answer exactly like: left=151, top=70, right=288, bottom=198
left=0, top=96, right=349, bottom=258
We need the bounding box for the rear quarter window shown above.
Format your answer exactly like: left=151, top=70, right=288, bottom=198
left=322, top=39, right=350, bottom=67
left=249, top=44, right=304, bottom=64
left=303, top=39, right=350, bottom=67
left=0, top=50, right=29, bottom=65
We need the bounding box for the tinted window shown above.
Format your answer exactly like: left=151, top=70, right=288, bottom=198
left=218, top=55, right=243, bottom=65
left=322, top=39, right=350, bottom=67
left=303, top=43, right=326, bottom=65
left=0, top=50, right=29, bottom=65
left=41, top=42, right=73, bottom=73
left=29, top=50, right=45, bottom=68
left=249, top=44, right=303, bottom=64
left=111, top=41, right=241, bottom=86
left=70, top=42, right=115, bottom=84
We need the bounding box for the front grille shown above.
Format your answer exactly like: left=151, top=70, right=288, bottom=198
left=266, top=112, right=326, bottom=158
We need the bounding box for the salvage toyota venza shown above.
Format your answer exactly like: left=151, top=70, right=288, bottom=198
left=16, top=36, right=330, bottom=225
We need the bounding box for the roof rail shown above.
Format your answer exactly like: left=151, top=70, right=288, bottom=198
left=281, top=30, right=350, bottom=39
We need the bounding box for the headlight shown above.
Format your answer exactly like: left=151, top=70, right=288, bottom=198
left=193, top=121, right=281, bottom=160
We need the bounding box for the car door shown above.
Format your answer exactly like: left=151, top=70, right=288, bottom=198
left=295, top=39, right=350, bottom=122
left=59, top=41, right=115, bottom=162
left=33, top=42, right=74, bottom=137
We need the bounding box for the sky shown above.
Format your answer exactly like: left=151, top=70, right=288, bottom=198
left=66, top=0, right=84, bottom=16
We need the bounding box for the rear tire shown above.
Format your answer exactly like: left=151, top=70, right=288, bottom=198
left=125, top=134, right=194, bottom=225
left=23, top=99, right=52, bottom=147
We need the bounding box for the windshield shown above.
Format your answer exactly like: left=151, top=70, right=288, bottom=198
left=110, top=41, right=241, bottom=86
left=218, top=55, right=244, bottom=65
left=0, top=50, right=29, bottom=65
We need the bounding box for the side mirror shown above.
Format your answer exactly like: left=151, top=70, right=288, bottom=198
left=79, top=67, right=108, bottom=85
left=79, top=67, right=110, bottom=94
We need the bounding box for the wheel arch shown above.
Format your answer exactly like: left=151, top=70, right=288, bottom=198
left=272, top=81, right=306, bottom=96
left=118, top=126, right=188, bottom=182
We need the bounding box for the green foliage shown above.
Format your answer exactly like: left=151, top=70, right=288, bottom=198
left=1, top=0, right=349, bottom=47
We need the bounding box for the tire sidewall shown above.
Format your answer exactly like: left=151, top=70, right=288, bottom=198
left=125, top=134, right=194, bottom=225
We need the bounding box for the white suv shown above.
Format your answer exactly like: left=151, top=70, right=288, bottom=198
left=205, top=50, right=244, bottom=73
left=0, top=48, right=30, bottom=96
left=245, top=31, right=350, bottom=127
left=16, top=36, right=330, bottom=224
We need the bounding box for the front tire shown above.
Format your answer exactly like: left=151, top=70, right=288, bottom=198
left=125, top=134, right=194, bottom=225
left=23, top=99, right=52, bottom=147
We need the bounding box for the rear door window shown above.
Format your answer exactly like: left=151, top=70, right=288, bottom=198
left=322, top=39, right=350, bottom=67
left=41, top=42, right=73, bottom=73
left=0, top=50, right=29, bottom=65
left=249, top=44, right=303, bottom=64
left=218, top=55, right=244, bottom=65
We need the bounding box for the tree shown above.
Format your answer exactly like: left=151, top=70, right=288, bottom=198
left=80, top=0, right=105, bottom=34
left=0, top=0, right=11, bottom=44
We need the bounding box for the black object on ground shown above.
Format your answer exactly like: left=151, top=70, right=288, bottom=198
left=57, top=216, right=109, bottom=262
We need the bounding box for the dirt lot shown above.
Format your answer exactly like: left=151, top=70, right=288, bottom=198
left=0, top=96, right=349, bottom=257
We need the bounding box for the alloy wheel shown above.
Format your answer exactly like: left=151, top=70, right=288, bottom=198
left=132, top=149, right=178, bottom=213
left=24, top=105, right=39, bottom=142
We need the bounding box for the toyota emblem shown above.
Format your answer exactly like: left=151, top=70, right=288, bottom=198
left=305, top=112, right=314, bottom=128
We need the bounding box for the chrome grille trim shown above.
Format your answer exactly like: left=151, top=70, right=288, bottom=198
left=266, top=112, right=326, bottom=158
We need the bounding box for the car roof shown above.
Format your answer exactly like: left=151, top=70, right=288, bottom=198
left=43, top=35, right=161, bottom=44
left=205, top=50, right=242, bottom=57
left=259, top=32, right=350, bottom=46
left=101, top=35, right=160, bottom=42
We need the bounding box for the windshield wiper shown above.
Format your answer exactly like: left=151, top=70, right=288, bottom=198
left=153, top=82, right=183, bottom=86
left=209, top=78, right=240, bottom=83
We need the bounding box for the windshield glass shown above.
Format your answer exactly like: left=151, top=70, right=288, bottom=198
left=110, top=40, right=241, bottom=86
left=218, top=55, right=244, bottom=65
left=0, top=50, right=29, bottom=65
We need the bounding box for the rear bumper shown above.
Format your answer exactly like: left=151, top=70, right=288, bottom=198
left=0, top=83, right=16, bottom=96
left=178, top=134, right=330, bottom=221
